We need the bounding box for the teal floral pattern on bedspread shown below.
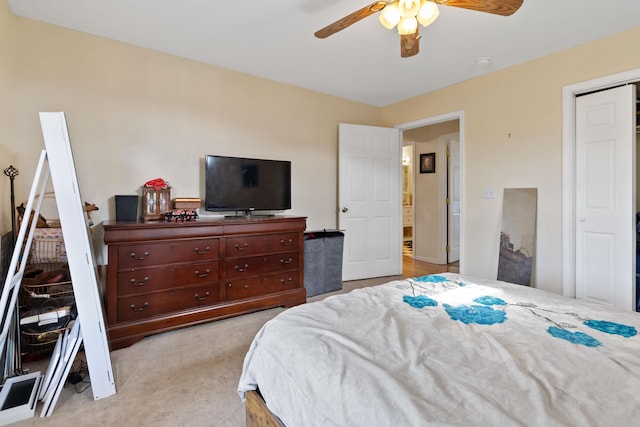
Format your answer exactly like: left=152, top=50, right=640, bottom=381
left=412, top=274, right=450, bottom=284
left=547, top=326, right=602, bottom=347
left=443, top=304, right=507, bottom=325
left=402, top=295, right=438, bottom=308
left=402, top=274, right=637, bottom=348
left=584, top=319, right=637, bottom=338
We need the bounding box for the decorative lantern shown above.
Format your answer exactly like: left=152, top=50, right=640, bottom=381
left=142, top=178, right=171, bottom=221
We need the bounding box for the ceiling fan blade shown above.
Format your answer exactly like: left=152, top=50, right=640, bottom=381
left=401, top=28, right=420, bottom=58
left=314, top=1, right=387, bottom=39
left=435, top=0, right=524, bottom=16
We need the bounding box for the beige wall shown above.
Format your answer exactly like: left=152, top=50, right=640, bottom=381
left=9, top=16, right=382, bottom=236
left=413, top=139, right=445, bottom=263
left=382, top=27, right=640, bottom=294
left=0, top=2, right=17, bottom=234
left=5, top=5, right=640, bottom=295
left=404, top=120, right=459, bottom=141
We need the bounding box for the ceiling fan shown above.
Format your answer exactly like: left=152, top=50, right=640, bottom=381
left=315, top=0, right=524, bottom=58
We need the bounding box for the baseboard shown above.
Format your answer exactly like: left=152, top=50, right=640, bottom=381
left=413, top=254, right=440, bottom=264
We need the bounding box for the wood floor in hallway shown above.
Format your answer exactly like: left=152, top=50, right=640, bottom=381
left=402, top=256, right=459, bottom=278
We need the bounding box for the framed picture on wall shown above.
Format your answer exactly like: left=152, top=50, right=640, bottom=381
left=420, top=153, right=435, bottom=174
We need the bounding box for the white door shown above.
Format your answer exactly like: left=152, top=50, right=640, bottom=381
left=447, top=136, right=461, bottom=263
left=338, top=123, right=402, bottom=281
left=575, top=85, right=636, bottom=310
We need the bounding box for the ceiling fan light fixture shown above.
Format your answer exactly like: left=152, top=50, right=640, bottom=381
left=417, top=1, right=439, bottom=27
left=379, top=3, right=400, bottom=29
left=398, top=0, right=421, bottom=18
left=397, top=16, right=418, bottom=35
left=316, top=0, right=524, bottom=58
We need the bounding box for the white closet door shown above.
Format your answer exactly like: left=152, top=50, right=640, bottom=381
left=575, top=85, right=636, bottom=310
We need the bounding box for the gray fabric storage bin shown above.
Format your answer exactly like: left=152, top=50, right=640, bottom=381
left=304, top=230, right=344, bottom=297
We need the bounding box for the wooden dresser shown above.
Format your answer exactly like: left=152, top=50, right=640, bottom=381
left=103, top=216, right=306, bottom=349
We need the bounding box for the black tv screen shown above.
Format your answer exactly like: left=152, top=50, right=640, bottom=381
left=205, top=155, right=291, bottom=214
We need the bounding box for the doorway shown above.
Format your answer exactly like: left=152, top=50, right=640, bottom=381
left=562, top=69, right=640, bottom=311
left=398, top=112, right=464, bottom=272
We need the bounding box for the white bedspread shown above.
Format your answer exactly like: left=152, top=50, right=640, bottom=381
left=238, top=273, right=640, bottom=426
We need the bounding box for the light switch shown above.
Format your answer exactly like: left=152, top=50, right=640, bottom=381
left=483, top=188, right=496, bottom=199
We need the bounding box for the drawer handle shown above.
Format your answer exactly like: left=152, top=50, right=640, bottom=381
left=234, top=243, right=249, bottom=251
left=280, top=258, right=293, bottom=265
left=280, top=239, right=293, bottom=246
left=280, top=277, right=293, bottom=286
left=194, top=269, right=211, bottom=278
left=194, top=246, right=211, bottom=255
left=194, top=291, right=210, bottom=301
left=130, top=251, right=150, bottom=261
left=129, top=276, right=149, bottom=286
left=129, top=302, right=149, bottom=312
left=234, top=264, right=249, bottom=272
left=227, top=282, right=249, bottom=289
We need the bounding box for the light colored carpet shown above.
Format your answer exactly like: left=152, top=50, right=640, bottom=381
left=14, top=276, right=397, bottom=426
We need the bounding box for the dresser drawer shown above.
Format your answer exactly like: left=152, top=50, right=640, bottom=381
left=226, top=232, right=298, bottom=257
left=118, top=238, right=219, bottom=268
left=117, top=283, right=219, bottom=322
left=225, top=252, right=299, bottom=279
left=225, top=271, right=299, bottom=300
left=117, top=261, right=219, bottom=296
left=403, top=207, right=413, bottom=226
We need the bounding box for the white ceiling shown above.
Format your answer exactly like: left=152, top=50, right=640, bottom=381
left=8, top=0, right=640, bottom=107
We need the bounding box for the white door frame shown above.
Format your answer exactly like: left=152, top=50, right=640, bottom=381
left=397, top=111, right=465, bottom=273
left=562, top=68, right=640, bottom=297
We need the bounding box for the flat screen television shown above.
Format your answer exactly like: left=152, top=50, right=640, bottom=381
left=204, top=154, right=291, bottom=216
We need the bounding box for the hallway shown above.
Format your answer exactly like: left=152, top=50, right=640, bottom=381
left=402, top=256, right=459, bottom=278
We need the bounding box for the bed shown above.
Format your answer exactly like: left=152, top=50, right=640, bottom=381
left=238, top=273, right=640, bottom=427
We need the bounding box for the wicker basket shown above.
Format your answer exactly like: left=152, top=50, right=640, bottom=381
left=29, top=228, right=67, bottom=263
left=17, top=192, right=68, bottom=263
left=20, top=308, right=72, bottom=356
left=20, top=267, right=74, bottom=309
left=20, top=280, right=74, bottom=309
left=21, top=325, right=71, bottom=355
left=19, top=264, right=75, bottom=358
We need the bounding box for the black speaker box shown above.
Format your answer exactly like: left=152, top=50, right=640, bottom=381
left=115, top=195, right=139, bottom=221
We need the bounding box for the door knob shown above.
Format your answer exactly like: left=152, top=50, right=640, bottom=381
left=578, top=218, right=586, bottom=222
left=341, top=207, right=349, bottom=213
